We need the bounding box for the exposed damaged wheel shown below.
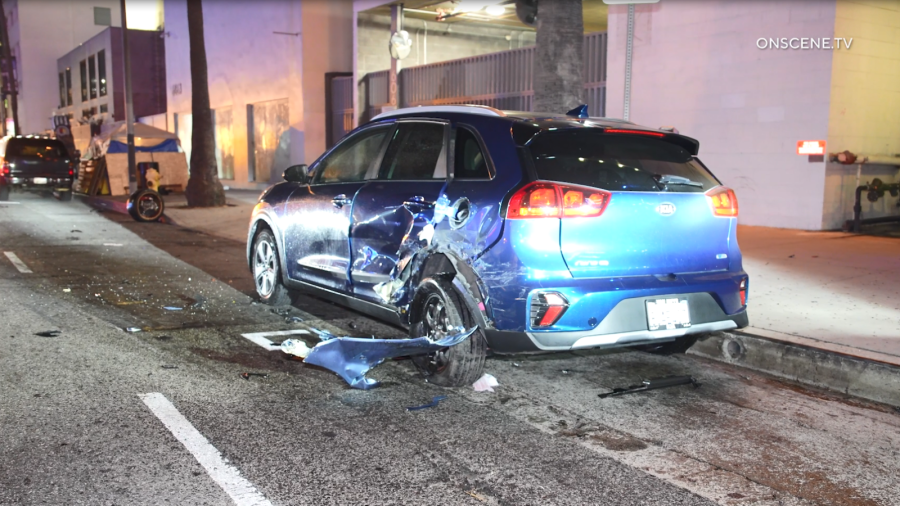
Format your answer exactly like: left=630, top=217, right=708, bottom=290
left=632, top=335, right=699, bottom=355
left=252, top=228, right=292, bottom=306
left=127, top=189, right=164, bottom=222
left=409, top=277, right=486, bottom=387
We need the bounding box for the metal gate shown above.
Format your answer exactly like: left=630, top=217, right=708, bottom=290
left=327, top=73, right=354, bottom=148
left=360, top=32, right=607, bottom=123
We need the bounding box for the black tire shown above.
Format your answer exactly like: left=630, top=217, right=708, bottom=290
left=0, top=186, right=9, bottom=201
left=409, top=277, right=487, bottom=387
left=632, top=335, right=699, bottom=355
left=127, top=189, right=165, bottom=222
left=251, top=228, right=292, bottom=306
left=59, top=190, right=73, bottom=202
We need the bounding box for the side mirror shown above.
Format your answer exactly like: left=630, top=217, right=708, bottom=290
left=283, top=164, right=309, bottom=183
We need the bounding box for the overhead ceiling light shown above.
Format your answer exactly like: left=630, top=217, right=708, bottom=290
left=484, top=4, right=506, bottom=16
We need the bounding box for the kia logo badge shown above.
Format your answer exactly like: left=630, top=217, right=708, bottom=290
left=656, top=203, right=676, bottom=216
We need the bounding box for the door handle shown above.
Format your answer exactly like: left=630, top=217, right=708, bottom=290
left=332, top=194, right=352, bottom=208
left=403, top=196, right=434, bottom=209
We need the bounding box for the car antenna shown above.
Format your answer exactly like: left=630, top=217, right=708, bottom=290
left=566, top=104, right=589, bottom=119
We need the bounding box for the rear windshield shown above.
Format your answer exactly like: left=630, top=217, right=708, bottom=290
left=6, top=138, right=68, bottom=160
left=527, top=130, right=719, bottom=193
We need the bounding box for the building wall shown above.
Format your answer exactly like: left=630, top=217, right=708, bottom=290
left=7, top=0, right=122, bottom=134
left=354, top=9, right=535, bottom=126
left=606, top=0, right=837, bottom=230
left=164, top=0, right=351, bottom=188
left=356, top=12, right=535, bottom=80
left=54, top=28, right=165, bottom=124
left=821, top=0, right=900, bottom=229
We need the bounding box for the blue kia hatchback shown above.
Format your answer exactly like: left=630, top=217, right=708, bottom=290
left=247, top=105, right=749, bottom=386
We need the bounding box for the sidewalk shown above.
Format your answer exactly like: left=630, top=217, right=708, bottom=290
left=84, top=190, right=900, bottom=405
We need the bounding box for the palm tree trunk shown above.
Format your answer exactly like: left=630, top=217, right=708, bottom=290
left=0, top=0, right=20, bottom=136
left=185, top=0, right=225, bottom=207
left=534, top=0, right=584, bottom=113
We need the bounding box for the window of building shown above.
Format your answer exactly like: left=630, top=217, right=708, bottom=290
left=79, top=60, right=87, bottom=102
left=248, top=98, right=289, bottom=182
left=88, top=55, right=97, bottom=100
left=99, top=104, right=108, bottom=113
left=58, top=72, right=65, bottom=108
left=213, top=108, right=234, bottom=180
left=97, top=50, right=106, bottom=96
left=94, top=7, right=111, bottom=26
left=65, top=68, right=72, bottom=106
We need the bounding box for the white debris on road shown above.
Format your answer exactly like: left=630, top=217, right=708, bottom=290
left=473, top=373, right=499, bottom=392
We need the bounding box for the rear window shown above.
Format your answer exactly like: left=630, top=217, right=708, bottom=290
left=527, top=130, right=719, bottom=193
left=6, top=139, right=68, bottom=160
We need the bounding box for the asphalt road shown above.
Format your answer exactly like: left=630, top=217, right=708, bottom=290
left=1, top=194, right=897, bottom=506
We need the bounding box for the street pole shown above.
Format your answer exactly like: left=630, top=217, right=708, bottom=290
left=120, top=0, right=137, bottom=193
left=623, top=4, right=634, bottom=121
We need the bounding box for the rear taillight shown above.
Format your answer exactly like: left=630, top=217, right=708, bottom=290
left=530, top=292, right=568, bottom=328
left=707, top=186, right=738, bottom=217
left=739, top=278, right=748, bottom=306
left=604, top=128, right=666, bottom=138
left=507, top=182, right=611, bottom=219
left=0, top=160, right=8, bottom=177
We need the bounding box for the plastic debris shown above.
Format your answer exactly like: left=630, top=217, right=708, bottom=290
left=34, top=330, right=61, bottom=337
left=472, top=373, right=499, bottom=392
left=240, top=372, right=269, bottom=380
left=63, top=288, right=71, bottom=293
left=163, top=306, right=183, bottom=311
left=125, top=327, right=143, bottom=333
left=599, top=375, right=700, bottom=399
left=281, top=339, right=312, bottom=359
left=406, top=395, right=448, bottom=412
left=300, top=327, right=477, bottom=390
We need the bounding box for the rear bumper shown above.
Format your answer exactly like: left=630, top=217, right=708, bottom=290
left=2, top=176, right=73, bottom=190
left=486, top=291, right=749, bottom=353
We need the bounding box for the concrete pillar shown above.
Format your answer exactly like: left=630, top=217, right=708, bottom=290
left=533, top=0, right=584, bottom=113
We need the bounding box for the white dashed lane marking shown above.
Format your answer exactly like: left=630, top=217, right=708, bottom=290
left=140, top=393, right=273, bottom=506
left=4, top=251, right=33, bottom=273
left=241, top=329, right=309, bottom=351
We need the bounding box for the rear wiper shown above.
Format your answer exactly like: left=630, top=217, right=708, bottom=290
left=654, top=174, right=704, bottom=188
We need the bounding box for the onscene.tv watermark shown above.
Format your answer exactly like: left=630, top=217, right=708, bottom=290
left=756, top=37, right=853, bottom=49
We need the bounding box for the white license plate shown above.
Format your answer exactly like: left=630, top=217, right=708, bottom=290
left=646, top=298, right=691, bottom=331
left=32, top=177, right=47, bottom=185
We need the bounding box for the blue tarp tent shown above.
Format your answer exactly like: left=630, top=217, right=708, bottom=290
left=106, top=138, right=179, bottom=154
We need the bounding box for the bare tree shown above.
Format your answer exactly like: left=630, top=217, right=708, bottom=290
left=185, top=0, right=225, bottom=207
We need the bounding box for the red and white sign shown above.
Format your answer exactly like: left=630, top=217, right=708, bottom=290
left=797, top=140, right=826, bottom=155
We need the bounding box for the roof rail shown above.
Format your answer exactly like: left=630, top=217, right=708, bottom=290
left=372, top=105, right=506, bottom=121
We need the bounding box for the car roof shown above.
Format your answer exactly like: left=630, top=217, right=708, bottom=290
left=370, top=105, right=699, bottom=155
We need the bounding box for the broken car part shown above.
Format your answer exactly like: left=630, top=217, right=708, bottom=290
left=472, top=373, right=499, bottom=392
left=406, top=395, right=448, bottom=412
left=598, top=375, right=700, bottom=399
left=299, top=327, right=476, bottom=390
left=240, top=372, right=269, bottom=380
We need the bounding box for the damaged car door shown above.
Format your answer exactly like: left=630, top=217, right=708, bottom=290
left=282, top=124, right=392, bottom=291
left=348, top=120, right=449, bottom=304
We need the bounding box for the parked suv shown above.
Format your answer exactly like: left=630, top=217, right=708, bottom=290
left=247, top=105, right=749, bottom=386
left=0, top=135, right=76, bottom=201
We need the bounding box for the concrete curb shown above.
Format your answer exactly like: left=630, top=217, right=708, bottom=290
left=690, top=330, right=900, bottom=408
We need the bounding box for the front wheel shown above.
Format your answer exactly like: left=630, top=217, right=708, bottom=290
left=409, top=278, right=486, bottom=387
left=59, top=190, right=73, bottom=202
left=252, top=228, right=292, bottom=306
left=127, top=189, right=164, bottom=222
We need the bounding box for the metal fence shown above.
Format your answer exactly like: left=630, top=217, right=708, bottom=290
left=360, top=32, right=607, bottom=121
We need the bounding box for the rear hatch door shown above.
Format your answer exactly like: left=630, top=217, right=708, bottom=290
left=527, top=129, right=732, bottom=278
left=6, top=137, right=71, bottom=178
